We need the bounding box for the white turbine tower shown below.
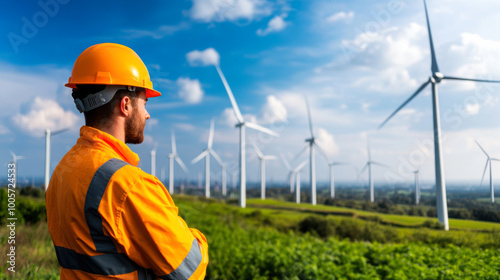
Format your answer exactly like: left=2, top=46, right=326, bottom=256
left=476, top=140, right=499, bottom=203
left=150, top=149, right=156, bottom=177
left=221, top=163, right=227, bottom=196
left=328, top=161, right=346, bottom=199
left=252, top=143, right=277, bottom=200
left=168, top=130, right=188, bottom=194
left=215, top=64, right=279, bottom=208
left=280, top=155, right=295, bottom=193
left=378, top=0, right=500, bottom=230
left=360, top=140, right=387, bottom=203
left=45, top=128, right=68, bottom=191
left=296, top=97, right=329, bottom=206
left=414, top=170, right=421, bottom=205
left=293, top=160, right=308, bottom=204
left=191, top=119, right=225, bottom=198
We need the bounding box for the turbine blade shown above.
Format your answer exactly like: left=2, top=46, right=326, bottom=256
left=490, top=158, right=500, bottom=162
left=175, top=156, right=188, bottom=173
left=263, top=155, right=277, bottom=160
left=314, top=143, right=329, bottom=162
left=252, top=143, right=264, bottom=159
left=52, top=128, right=69, bottom=136
left=215, top=65, right=244, bottom=123
left=330, top=162, right=347, bottom=166
left=360, top=163, right=368, bottom=175
left=443, top=76, right=500, bottom=83
left=280, top=155, right=292, bottom=171
left=294, top=160, right=308, bottom=172
left=424, top=0, right=439, bottom=73
left=367, top=138, right=371, bottom=162
left=209, top=149, right=224, bottom=166
left=372, top=161, right=389, bottom=168
left=191, top=150, right=208, bottom=164
left=17, top=156, right=25, bottom=160
left=171, top=130, right=177, bottom=154
left=475, top=140, right=489, bottom=157
left=245, top=122, right=279, bottom=137
left=208, top=119, right=214, bottom=149
left=378, top=80, right=431, bottom=129
left=480, top=160, right=488, bottom=186
left=305, top=96, right=314, bottom=138
left=292, top=145, right=308, bottom=162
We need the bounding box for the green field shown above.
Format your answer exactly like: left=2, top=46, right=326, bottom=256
left=246, top=198, right=500, bottom=230
left=2, top=195, right=500, bottom=279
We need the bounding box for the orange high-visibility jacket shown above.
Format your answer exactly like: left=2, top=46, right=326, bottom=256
left=46, top=126, right=208, bottom=279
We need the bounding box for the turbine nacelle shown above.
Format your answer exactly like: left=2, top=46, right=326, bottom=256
left=305, top=138, right=315, bottom=144
left=432, top=72, right=444, bottom=83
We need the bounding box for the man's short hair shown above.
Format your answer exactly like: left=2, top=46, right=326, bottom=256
left=72, top=85, right=140, bottom=127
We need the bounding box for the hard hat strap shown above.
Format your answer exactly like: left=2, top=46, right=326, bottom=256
left=74, top=85, right=135, bottom=113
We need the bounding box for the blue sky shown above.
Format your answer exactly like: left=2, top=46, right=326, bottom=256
left=3, top=0, right=500, bottom=189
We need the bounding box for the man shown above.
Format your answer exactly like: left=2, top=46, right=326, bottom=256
left=46, top=43, right=208, bottom=279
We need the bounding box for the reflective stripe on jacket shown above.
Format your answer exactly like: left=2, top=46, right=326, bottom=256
left=46, top=126, right=209, bottom=279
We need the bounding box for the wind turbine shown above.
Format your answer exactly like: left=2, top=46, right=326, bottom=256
left=215, top=64, right=279, bottom=208
left=414, top=170, right=421, bottom=205
left=252, top=143, right=277, bottom=200
left=295, top=97, right=329, bottom=206
left=377, top=0, right=500, bottom=230
left=168, top=130, right=188, bottom=194
left=10, top=151, right=25, bottom=187
left=293, top=160, right=309, bottom=204
left=45, top=128, right=68, bottom=191
left=191, top=119, right=225, bottom=198
left=476, top=140, right=499, bottom=203
left=360, top=140, right=387, bottom=203
left=280, top=155, right=295, bottom=193
left=10, top=151, right=25, bottom=166
left=150, top=149, right=156, bottom=177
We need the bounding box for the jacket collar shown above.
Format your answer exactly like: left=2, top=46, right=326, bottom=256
left=79, top=126, right=140, bottom=166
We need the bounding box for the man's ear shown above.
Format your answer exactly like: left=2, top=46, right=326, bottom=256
left=119, top=96, right=133, bottom=117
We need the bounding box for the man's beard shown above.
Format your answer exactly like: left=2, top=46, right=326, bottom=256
left=125, top=108, right=145, bottom=144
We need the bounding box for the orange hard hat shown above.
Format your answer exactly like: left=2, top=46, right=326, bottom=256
left=65, top=43, right=161, bottom=98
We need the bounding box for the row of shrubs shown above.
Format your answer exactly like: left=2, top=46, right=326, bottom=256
left=0, top=187, right=46, bottom=225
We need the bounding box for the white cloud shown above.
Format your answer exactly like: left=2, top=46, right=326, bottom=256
left=13, top=98, right=79, bottom=136
left=464, top=103, right=480, bottom=115
left=186, top=48, right=220, bottom=67
left=260, top=95, right=287, bottom=123
left=175, top=123, right=196, bottom=132
left=123, top=22, right=189, bottom=39
left=316, top=128, right=339, bottom=158
left=189, top=0, right=272, bottom=22
left=221, top=107, right=256, bottom=127
left=326, top=11, right=354, bottom=23
left=445, top=33, right=500, bottom=90
left=143, top=134, right=156, bottom=146
left=0, top=124, right=10, bottom=135
left=146, top=118, right=159, bottom=130
left=318, top=23, right=426, bottom=94
left=177, top=77, right=204, bottom=104
left=256, top=15, right=289, bottom=36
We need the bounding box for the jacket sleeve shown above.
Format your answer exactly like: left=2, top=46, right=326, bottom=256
left=113, top=174, right=209, bottom=279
